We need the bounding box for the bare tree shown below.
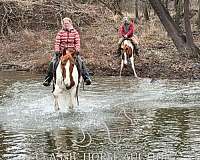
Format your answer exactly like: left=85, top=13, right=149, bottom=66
left=174, top=0, right=183, bottom=27
left=98, top=0, right=123, bottom=16
left=165, top=0, right=169, bottom=9
left=135, top=0, right=139, bottom=20
left=197, top=0, right=200, bottom=29
left=149, top=0, right=200, bottom=58
left=143, top=1, right=150, bottom=21
left=161, top=0, right=168, bottom=8
left=184, top=0, right=200, bottom=55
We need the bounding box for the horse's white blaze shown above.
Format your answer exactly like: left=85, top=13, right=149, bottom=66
left=64, top=61, right=71, bottom=87
left=53, top=59, right=80, bottom=111
left=72, top=65, right=79, bottom=85
left=56, top=61, right=65, bottom=89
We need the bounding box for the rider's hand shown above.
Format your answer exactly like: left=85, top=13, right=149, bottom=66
left=54, top=51, right=60, bottom=56
left=124, top=35, right=128, bottom=38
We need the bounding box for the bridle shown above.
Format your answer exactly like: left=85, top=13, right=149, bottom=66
left=60, top=51, right=75, bottom=90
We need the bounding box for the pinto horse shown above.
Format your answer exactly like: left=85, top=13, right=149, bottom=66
left=53, top=49, right=81, bottom=111
left=119, top=39, right=138, bottom=78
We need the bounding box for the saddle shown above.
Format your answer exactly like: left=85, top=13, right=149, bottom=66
left=119, top=38, right=138, bottom=57
left=122, top=38, right=137, bottom=50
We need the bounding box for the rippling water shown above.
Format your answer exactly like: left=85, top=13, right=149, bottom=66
left=0, top=71, right=200, bottom=160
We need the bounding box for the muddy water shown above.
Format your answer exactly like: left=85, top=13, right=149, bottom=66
left=0, top=71, right=200, bottom=160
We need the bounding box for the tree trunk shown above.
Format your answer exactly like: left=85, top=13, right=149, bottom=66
left=143, top=1, right=150, bottom=21
left=149, top=0, right=186, bottom=51
left=148, top=0, right=200, bottom=58
left=165, top=0, right=169, bottom=9
left=98, top=0, right=123, bottom=16
left=184, top=0, right=200, bottom=58
left=135, top=0, right=139, bottom=20
left=174, top=0, right=183, bottom=27
left=197, top=0, right=200, bottom=29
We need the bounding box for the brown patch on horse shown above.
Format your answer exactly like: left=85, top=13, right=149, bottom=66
left=124, top=44, right=133, bottom=58
left=62, top=48, right=76, bottom=57
left=60, top=51, right=75, bottom=90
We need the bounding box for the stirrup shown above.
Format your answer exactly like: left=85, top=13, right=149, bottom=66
left=43, top=81, right=50, bottom=86
left=84, top=77, right=91, bottom=85
left=43, top=77, right=51, bottom=86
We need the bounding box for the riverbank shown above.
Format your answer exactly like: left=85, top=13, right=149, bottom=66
left=0, top=26, right=199, bottom=80
left=0, top=1, right=199, bottom=80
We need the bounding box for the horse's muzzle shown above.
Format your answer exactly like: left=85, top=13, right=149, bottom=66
left=65, top=84, right=71, bottom=90
left=65, top=80, right=75, bottom=90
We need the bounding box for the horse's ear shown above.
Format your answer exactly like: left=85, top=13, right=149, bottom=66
left=67, top=48, right=76, bottom=56
left=63, top=48, right=67, bottom=56
left=72, top=50, right=77, bottom=57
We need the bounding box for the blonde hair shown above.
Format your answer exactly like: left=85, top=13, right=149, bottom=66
left=62, top=17, right=72, bottom=25
left=123, top=17, right=129, bottom=23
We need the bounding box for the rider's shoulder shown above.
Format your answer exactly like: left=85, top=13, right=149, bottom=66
left=57, top=29, right=65, bottom=34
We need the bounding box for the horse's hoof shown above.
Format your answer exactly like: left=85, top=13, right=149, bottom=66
left=54, top=107, right=60, bottom=111
left=68, top=107, right=74, bottom=112
left=136, top=77, right=141, bottom=80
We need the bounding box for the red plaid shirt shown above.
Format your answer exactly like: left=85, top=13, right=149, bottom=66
left=54, top=28, right=80, bottom=52
left=118, top=22, right=135, bottom=38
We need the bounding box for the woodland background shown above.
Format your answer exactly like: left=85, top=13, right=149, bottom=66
left=0, top=0, right=199, bottom=79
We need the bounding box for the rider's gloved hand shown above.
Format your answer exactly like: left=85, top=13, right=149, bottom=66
left=54, top=51, right=60, bottom=57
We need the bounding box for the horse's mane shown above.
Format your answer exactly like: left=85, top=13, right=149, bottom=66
left=62, top=48, right=76, bottom=56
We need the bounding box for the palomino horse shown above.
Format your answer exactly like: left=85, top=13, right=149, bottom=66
left=119, top=39, right=138, bottom=78
left=53, top=49, right=80, bottom=111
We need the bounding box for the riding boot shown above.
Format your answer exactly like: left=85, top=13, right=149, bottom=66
left=53, top=57, right=60, bottom=82
left=43, top=62, right=53, bottom=86
left=82, top=63, right=91, bottom=85
left=76, top=55, right=91, bottom=85
left=43, top=52, right=60, bottom=87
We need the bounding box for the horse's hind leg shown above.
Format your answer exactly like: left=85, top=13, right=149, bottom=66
left=130, top=57, right=138, bottom=78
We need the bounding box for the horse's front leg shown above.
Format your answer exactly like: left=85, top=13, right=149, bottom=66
left=120, top=60, right=124, bottom=77
left=69, top=87, right=77, bottom=110
left=130, top=56, right=138, bottom=78
left=53, top=86, right=60, bottom=111
left=53, top=94, right=60, bottom=111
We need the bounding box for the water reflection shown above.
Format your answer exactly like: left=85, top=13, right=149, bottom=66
left=0, top=72, right=199, bottom=159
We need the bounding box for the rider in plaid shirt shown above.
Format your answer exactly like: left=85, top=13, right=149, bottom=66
left=43, top=17, right=91, bottom=87
left=116, top=16, right=140, bottom=56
